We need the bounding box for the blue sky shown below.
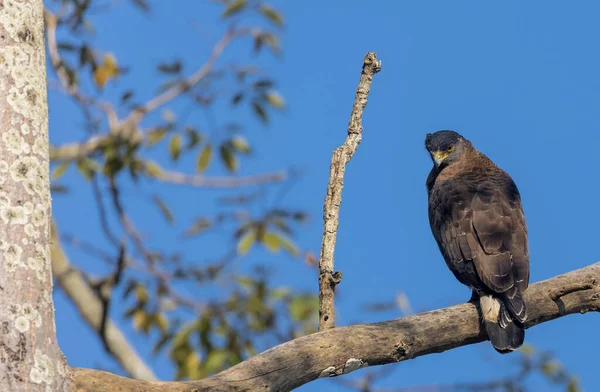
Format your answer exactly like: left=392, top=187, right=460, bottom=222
left=49, top=0, right=600, bottom=390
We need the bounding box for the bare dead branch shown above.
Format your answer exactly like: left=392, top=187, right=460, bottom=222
left=318, top=52, right=382, bottom=330
left=70, top=261, right=600, bottom=391
left=51, top=223, right=157, bottom=381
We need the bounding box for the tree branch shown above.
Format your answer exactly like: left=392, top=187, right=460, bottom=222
left=45, top=9, right=119, bottom=129
left=70, top=261, right=600, bottom=391
left=152, top=168, right=288, bottom=188
left=126, top=27, right=242, bottom=122
left=318, top=52, right=382, bottom=330
left=48, top=26, right=248, bottom=162
left=50, top=223, right=158, bottom=381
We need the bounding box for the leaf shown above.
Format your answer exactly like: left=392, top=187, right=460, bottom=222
left=50, top=185, right=69, bottom=194
left=121, top=90, right=134, bottom=103
left=278, top=233, right=299, bottom=256
left=231, top=92, right=244, bottom=105
left=152, top=333, right=172, bottom=355
left=131, top=0, right=150, bottom=12
left=271, top=287, right=290, bottom=301
left=152, top=195, right=174, bottom=224
left=203, top=350, right=228, bottom=374
left=144, top=160, right=164, bottom=178
left=259, top=4, right=284, bottom=26
left=519, top=344, right=534, bottom=357
left=253, top=79, right=274, bottom=88
left=184, top=127, right=202, bottom=149
left=62, top=64, right=78, bottom=88
left=147, top=128, right=168, bottom=147
left=172, top=324, right=194, bottom=349
left=185, top=217, right=212, bottom=237
left=262, top=231, right=282, bottom=253
left=196, top=144, right=212, bottom=173
left=263, top=33, right=280, bottom=54
left=157, top=60, right=182, bottom=74
left=220, top=144, right=238, bottom=172
left=169, top=135, right=182, bottom=161
left=76, top=158, right=98, bottom=180
left=230, top=135, right=251, bottom=154
left=541, top=361, right=561, bottom=376
left=237, top=228, right=257, bottom=255
left=252, top=102, right=268, bottom=124
left=254, top=32, right=280, bottom=55
left=51, top=162, right=70, bottom=181
left=154, top=313, right=169, bottom=333
left=132, top=309, right=147, bottom=332
left=79, top=44, right=92, bottom=67
left=103, top=156, right=124, bottom=177
left=222, top=0, right=247, bottom=18
left=567, top=377, right=581, bottom=392
left=185, top=352, right=201, bottom=379
left=57, top=42, right=77, bottom=51
left=136, top=284, right=149, bottom=304
left=289, top=296, right=315, bottom=321
left=237, top=277, right=255, bottom=291
left=122, top=280, right=137, bottom=299
left=93, top=53, right=119, bottom=89
left=264, top=90, right=285, bottom=109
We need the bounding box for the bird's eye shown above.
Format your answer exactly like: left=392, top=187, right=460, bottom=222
left=446, top=145, right=455, bottom=153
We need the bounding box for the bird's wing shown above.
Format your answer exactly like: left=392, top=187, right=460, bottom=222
left=435, top=175, right=529, bottom=295
left=468, top=181, right=529, bottom=294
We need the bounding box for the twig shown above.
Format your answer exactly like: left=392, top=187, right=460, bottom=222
left=108, top=178, right=157, bottom=264
left=154, top=168, right=288, bottom=188
left=50, top=223, right=157, bottom=381
left=99, top=242, right=127, bottom=346
left=126, top=27, right=244, bottom=123
left=48, top=25, right=246, bottom=161
left=91, top=175, right=121, bottom=247
left=45, top=9, right=119, bottom=128
left=318, top=52, right=381, bottom=330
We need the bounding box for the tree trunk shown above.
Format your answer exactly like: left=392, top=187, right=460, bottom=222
left=0, top=0, right=70, bottom=390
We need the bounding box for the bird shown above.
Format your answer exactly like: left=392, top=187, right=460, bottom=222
left=425, top=130, right=529, bottom=353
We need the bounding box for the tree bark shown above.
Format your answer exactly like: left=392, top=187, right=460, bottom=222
left=70, top=262, right=600, bottom=392
left=0, top=0, right=70, bottom=390
left=319, top=52, right=381, bottom=330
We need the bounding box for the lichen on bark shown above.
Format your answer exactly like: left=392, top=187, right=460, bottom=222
left=0, top=0, right=70, bottom=390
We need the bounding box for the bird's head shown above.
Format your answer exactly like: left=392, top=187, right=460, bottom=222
left=425, top=130, right=470, bottom=168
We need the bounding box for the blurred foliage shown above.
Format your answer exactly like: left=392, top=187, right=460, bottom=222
left=337, top=346, right=580, bottom=392
left=45, top=0, right=581, bottom=389
left=47, top=0, right=316, bottom=380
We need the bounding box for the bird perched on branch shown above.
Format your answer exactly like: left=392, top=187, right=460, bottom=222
left=425, top=130, right=529, bottom=353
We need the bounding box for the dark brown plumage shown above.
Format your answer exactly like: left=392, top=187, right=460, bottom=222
left=425, top=130, right=529, bottom=353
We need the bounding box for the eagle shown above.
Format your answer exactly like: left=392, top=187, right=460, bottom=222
left=425, top=130, right=529, bottom=353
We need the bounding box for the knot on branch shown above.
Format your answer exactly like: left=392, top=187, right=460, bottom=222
left=362, top=52, right=382, bottom=75
left=331, top=271, right=343, bottom=285
left=550, top=282, right=594, bottom=302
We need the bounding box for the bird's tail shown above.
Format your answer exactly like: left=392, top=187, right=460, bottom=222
left=479, top=295, right=525, bottom=354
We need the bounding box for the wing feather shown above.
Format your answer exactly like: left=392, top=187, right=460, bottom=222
left=429, top=168, right=530, bottom=305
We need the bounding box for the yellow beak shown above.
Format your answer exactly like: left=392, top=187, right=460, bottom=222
left=431, top=151, right=448, bottom=166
